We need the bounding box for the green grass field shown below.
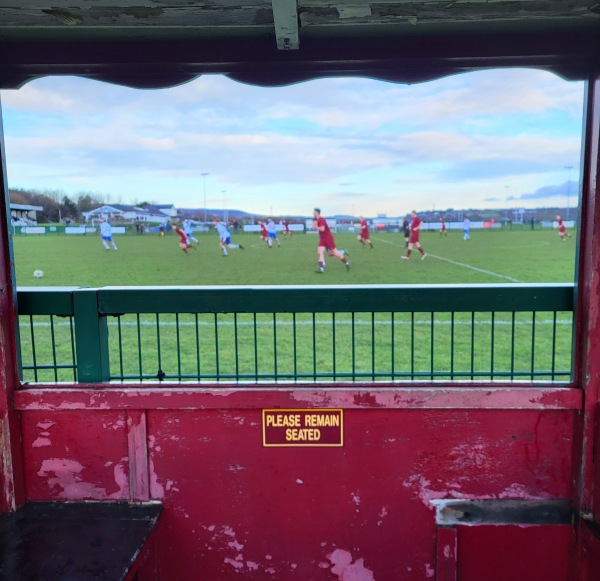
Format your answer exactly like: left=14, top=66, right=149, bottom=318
left=13, top=228, right=576, bottom=286
left=14, top=228, right=576, bottom=384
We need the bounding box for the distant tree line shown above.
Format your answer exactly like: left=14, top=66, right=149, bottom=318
left=8, top=188, right=110, bottom=223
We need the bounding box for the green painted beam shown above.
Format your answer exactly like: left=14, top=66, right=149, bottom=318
left=93, top=284, right=575, bottom=315
left=17, top=287, right=76, bottom=316
left=73, top=289, right=109, bottom=383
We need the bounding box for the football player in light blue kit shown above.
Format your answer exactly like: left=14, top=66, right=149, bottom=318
left=183, top=220, right=198, bottom=245
left=266, top=218, right=280, bottom=248
left=213, top=219, right=244, bottom=256
left=463, top=216, right=471, bottom=240
left=99, top=218, right=118, bottom=250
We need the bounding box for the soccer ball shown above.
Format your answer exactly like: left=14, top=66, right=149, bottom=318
left=33, top=270, right=44, bottom=279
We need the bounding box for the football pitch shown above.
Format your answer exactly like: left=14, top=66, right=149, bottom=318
left=13, top=228, right=575, bottom=287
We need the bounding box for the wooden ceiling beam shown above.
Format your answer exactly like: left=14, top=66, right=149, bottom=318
left=272, top=0, right=300, bottom=50
left=0, top=31, right=598, bottom=88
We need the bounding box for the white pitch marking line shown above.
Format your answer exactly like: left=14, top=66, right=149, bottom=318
left=20, top=319, right=572, bottom=328
left=371, top=235, right=521, bottom=283
left=426, top=254, right=521, bottom=283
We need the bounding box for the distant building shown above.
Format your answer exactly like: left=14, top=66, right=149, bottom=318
left=142, top=204, right=178, bottom=218
left=512, top=208, right=526, bottom=224
left=10, top=203, right=43, bottom=225
left=83, top=204, right=176, bottom=224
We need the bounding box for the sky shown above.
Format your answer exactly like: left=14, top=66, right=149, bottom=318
left=0, top=69, right=584, bottom=217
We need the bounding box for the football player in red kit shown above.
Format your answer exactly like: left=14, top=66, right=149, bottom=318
left=282, top=219, right=292, bottom=238
left=402, top=211, right=426, bottom=260
left=357, top=216, right=374, bottom=248
left=313, top=208, right=350, bottom=273
left=258, top=221, right=269, bottom=245
left=556, top=215, right=570, bottom=240
left=439, top=218, right=447, bottom=237
left=172, top=223, right=195, bottom=254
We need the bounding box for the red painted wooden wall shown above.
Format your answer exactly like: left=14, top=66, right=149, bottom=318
left=13, top=388, right=579, bottom=580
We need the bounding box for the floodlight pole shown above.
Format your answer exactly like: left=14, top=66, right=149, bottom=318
left=504, top=185, right=510, bottom=220
left=565, top=165, right=573, bottom=221
left=201, top=173, right=209, bottom=223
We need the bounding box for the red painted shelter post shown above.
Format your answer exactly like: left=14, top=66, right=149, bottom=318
left=127, top=410, right=150, bottom=501
left=436, top=526, right=457, bottom=581
left=0, top=95, right=25, bottom=512
left=574, top=72, right=600, bottom=580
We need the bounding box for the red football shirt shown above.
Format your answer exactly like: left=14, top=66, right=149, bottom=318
left=317, top=216, right=330, bottom=236
left=316, top=216, right=335, bottom=247
left=174, top=227, right=187, bottom=244
left=360, top=219, right=369, bottom=237
left=411, top=216, right=422, bottom=230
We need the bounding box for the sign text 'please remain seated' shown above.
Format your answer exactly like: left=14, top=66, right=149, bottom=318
left=262, top=409, right=344, bottom=447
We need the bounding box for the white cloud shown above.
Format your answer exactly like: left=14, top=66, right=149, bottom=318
left=65, top=176, right=94, bottom=185
left=1, top=83, right=78, bottom=113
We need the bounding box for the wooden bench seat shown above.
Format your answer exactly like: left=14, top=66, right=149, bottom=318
left=0, top=502, right=161, bottom=581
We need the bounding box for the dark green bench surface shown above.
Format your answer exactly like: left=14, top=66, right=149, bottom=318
left=0, top=502, right=161, bottom=581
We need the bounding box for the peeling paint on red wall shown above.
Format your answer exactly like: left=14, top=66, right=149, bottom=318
left=15, top=398, right=577, bottom=580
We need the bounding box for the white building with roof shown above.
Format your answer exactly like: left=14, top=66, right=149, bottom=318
left=10, top=203, right=43, bottom=225
left=83, top=204, right=175, bottom=224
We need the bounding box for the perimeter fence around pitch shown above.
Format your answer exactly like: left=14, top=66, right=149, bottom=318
left=16, top=284, right=574, bottom=384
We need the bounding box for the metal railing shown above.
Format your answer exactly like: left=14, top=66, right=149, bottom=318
left=16, top=284, right=575, bottom=384
left=18, top=287, right=78, bottom=383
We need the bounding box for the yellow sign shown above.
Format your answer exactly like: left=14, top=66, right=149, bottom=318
left=262, top=409, right=344, bottom=447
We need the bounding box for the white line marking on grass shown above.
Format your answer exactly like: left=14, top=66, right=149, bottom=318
left=426, top=255, right=521, bottom=282
left=371, top=236, right=521, bottom=282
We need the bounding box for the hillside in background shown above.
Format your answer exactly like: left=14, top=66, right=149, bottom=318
left=9, top=188, right=105, bottom=223
left=9, top=186, right=580, bottom=224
